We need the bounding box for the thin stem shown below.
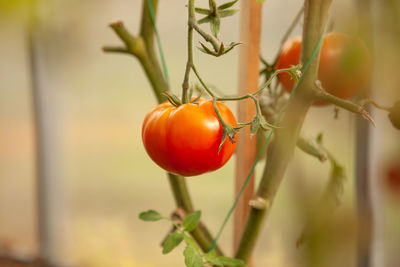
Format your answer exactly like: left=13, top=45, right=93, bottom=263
left=192, top=64, right=300, bottom=102
left=359, top=98, right=391, bottom=111
left=191, top=21, right=221, bottom=51
left=217, top=66, right=301, bottom=101
left=182, top=0, right=195, bottom=103
left=314, top=86, right=376, bottom=126
left=191, top=64, right=216, bottom=97
left=235, top=0, right=333, bottom=264
left=102, top=46, right=129, bottom=54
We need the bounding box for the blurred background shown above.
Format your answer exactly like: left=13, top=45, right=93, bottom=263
left=0, top=0, right=399, bottom=266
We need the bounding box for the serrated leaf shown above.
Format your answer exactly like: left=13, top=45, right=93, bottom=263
left=217, top=256, right=244, bottom=267
left=139, top=210, right=162, bottom=221
left=210, top=16, right=220, bottom=39
left=218, top=0, right=239, bottom=10
left=183, top=233, right=199, bottom=251
left=162, top=232, right=184, bottom=254
left=195, top=7, right=210, bottom=15
left=204, top=250, right=223, bottom=266
left=183, top=211, right=201, bottom=232
left=250, top=117, right=260, bottom=134
left=218, top=9, right=239, bottom=18
left=198, top=14, right=213, bottom=24
left=183, top=246, right=203, bottom=267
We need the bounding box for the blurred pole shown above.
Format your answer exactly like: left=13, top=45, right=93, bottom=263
left=234, top=0, right=262, bottom=254
left=354, top=0, right=383, bottom=266
left=28, top=1, right=64, bottom=264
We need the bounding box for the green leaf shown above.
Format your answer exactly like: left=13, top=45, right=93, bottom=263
left=198, top=14, right=212, bottom=24
left=218, top=9, right=239, bottom=18
left=204, top=250, right=223, bottom=266
left=183, top=211, right=201, bottom=232
left=218, top=0, right=239, bottom=10
left=183, top=233, right=199, bottom=251
left=217, top=256, right=244, bottom=267
left=139, top=210, right=162, bottom=221
left=183, top=246, right=203, bottom=267
left=209, top=0, right=217, bottom=13
left=195, top=7, right=210, bottom=15
left=162, top=232, right=184, bottom=254
left=210, top=16, right=220, bottom=39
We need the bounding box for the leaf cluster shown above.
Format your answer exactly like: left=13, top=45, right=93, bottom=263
left=139, top=210, right=244, bottom=267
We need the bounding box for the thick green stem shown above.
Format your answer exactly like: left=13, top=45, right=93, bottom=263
left=140, top=0, right=158, bottom=63
left=234, top=0, right=333, bottom=265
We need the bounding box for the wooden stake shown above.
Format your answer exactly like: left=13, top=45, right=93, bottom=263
left=234, top=0, right=262, bottom=253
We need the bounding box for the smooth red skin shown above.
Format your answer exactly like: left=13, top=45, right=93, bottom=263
left=276, top=32, right=371, bottom=106
left=142, top=100, right=237, bottom=177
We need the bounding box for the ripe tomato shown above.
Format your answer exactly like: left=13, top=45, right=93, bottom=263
left=142, top=99, right=237, bottom=176
left=384, top=163, right=400, bottom=195
left=276, top=32, right=371, bottom=106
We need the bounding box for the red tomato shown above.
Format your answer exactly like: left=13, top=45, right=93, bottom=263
left=385, top=163, right=400, bottom=194
left=276, top=32, right=371, bottom=106
left=142, top=99, right=237, bottom=176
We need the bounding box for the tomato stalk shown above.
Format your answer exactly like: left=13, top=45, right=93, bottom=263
left=314, top=82, right=375, bottom=126
left=182, top=0, right=195, bottom=104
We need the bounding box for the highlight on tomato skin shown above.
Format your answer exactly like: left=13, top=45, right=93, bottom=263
left=141, top=99, right=237, bottom=177
left=275, top=32, right=372, bottom=106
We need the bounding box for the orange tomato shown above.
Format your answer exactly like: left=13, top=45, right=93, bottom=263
left=276, top=32, right=371, bottom=106
left=142, top=99, right=237, bottom=176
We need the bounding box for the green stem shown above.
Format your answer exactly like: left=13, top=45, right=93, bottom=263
left=359, top=98, right=392, bottom=112
left=182, top=0, right=196, bottom=103
left=191, top=21, right=220, bottom=51
left=234, top=0, right=333, bottom=265
left=314, top=86, right=375, bottom=126
left=192, top=64, right=300, bottom=101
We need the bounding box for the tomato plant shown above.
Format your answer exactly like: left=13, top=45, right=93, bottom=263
left=142, top=99, right=237, bottom=177
left=276, top=32, right=371, bottom=105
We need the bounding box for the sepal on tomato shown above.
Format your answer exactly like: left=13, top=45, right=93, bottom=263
left=163, top=91, right=182, bottom=107
left=219, top=124, right=238, bottom=153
